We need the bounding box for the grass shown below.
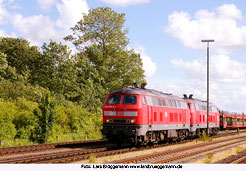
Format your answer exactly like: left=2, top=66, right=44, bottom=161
left=200, top=131, right=213, bottom=142
left=236, top=147, right=244, bottom=153
left=204, top=153, right=213, bottom=164
left=192, top=134, right=246, bottom=164
left=89, top=153, right=97, bottom=163
left=0, top=139, right=36, bottom=148
left=103, top=157, right=109, bottom=163
left=0, top=132, right=102, bottom=148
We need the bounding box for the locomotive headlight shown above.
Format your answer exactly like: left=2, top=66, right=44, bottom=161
left=106, top=119, right=110, bottom=123
left=130, top=119, right=135, bottom=123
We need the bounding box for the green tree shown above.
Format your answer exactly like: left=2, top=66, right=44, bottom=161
left=0, top=52, right=8, bottom=78
left=33, top=90, right=56, bottom=143
left=32, top=40, right=73, bottom=90
left=31, top=40, right=81, bottom=102
left=0, top=52, right=17, bottom=81
left=74, top=56, right=105, bottom=113
left=0, top=37, right=41, bottom=77
left=0, top=79, right=41, bottom=101
left=65, top=7, right=145, bottom=94
left=0, top=52, right=41, bottom=101
left=55, top=59, right=79, bottom=100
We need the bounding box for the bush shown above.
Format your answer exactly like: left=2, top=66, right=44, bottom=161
left=0, top=122, right=17, bottom=140
left=55, top=105, right=70, bottom=133
left=0, top=138, right=36, bottom=148
left=65, top=102, right=102, bottom=139
left=0, top=100, right=17, bottom=140
left=47, top=124, right=64, bottom=143
left=0, top=92, right=103, bottom=146
left=33, top=90, right=57, bottom=143
left=13, top=98, right=38, bottom=139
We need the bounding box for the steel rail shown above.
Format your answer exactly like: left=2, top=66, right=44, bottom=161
left=112, top=136, right=246, bottom=164
left=231, top=155, right=246, bottom=164
left=0, top=139, right=105, bottom=156
left=154, top=139, right=246, bottom=164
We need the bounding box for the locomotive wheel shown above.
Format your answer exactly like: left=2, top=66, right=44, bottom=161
left=152, top=132, right=158, bottom=143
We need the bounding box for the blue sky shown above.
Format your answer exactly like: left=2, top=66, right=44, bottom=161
left=1, top=0, right=246, bottom=112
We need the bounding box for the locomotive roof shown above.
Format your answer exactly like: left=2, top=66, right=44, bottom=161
left=184, top=98, right=216, bottom=107
left=110, top=87, right=185, bottom=101
left=110, top=87, right=216, bottom=106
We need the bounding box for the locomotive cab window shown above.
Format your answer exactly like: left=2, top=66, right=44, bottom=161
left=106, top=95, right=121, bottom=104
left=123, top=95, right=137, bottom=105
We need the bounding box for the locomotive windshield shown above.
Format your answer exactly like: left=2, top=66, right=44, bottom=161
left=106, top=95, right=121, bottom=104
left=122, top=95, right=137, bottom=105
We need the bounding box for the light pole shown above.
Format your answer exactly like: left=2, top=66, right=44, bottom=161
left=201, top=39, right=214, bottom=136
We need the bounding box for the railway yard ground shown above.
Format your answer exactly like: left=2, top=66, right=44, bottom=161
left=76, top=130, right=246, bottom=164
left=0, top=130, right=246, bottom=164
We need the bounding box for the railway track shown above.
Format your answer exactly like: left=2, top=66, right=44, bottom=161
left=0, top=138, right=199, bottom=163
left=111, top=136, right=246, bottom=164
left=35, top=131, right=246, bottom=164
left=0, top=139, right=106, bottom=156
left=154, top=138, right=246, bottom=164
left=0, top=130, right=245, bottom=164
left=0, top=147, right=109, bottom=164
left=232, top=155, right=246, bottom=164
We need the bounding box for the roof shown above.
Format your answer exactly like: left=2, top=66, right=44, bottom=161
left=110, top=87, right=187, bottom=101
left=184, top=98, right=216, bottom=107
left=110, top=87, right=217, bottom=107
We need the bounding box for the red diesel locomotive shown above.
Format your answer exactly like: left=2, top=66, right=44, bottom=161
left=102, top=84, right=220, bottom=145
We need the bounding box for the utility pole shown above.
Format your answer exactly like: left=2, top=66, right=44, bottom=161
left=201, top=39, right=214, bottom=136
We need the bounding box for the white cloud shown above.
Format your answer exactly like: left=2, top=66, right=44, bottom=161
left=12, top=14, right=60, bottom=45
left=0, top=29, right=16, bottom=37
left=134, top=45, right=156, bottom=77
left=171, top=58, right=206, bottom=80
left=10, top=0, right=89, bottom=45
left=171, top=54, right=246, bottom=84
left=56, top=0, right=89, bottom=30
left=98, top=0, right=150, bottom=7
left=147, top=76, right=246, bottom=113
left=216, top=4, right=242, bottom=19
left=163, top=4, right=246, bottom=112
left=165, top=4, right=246, bottom=54
left=37, top=0, right=57, bottom=11
left=164, top=54, right=246, bottom=112
left=0, top=29, right=5, bottom=36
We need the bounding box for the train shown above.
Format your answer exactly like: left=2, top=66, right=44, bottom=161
left=220, top=111, right=246, bottom=129
left=101, top=83, right=245, bottom=145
